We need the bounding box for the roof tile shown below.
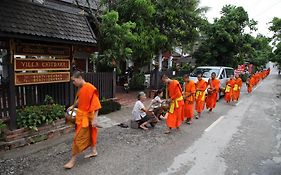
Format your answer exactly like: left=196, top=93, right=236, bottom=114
left=0, top=0, right=96, bottom=44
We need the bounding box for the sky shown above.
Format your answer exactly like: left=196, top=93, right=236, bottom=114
left=199, top=0, right=281, bottom=37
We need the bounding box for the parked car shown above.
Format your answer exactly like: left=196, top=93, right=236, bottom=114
left=189, top=66, right=234, bottom=99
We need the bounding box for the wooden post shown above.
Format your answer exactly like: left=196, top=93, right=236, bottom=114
left=8, top=39, right=17, bottom=130
left=113, top=69, right=116, bottom=98
left=69, top=45, right=74, bottom=105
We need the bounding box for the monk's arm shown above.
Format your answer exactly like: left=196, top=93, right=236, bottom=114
left=68, top=99, right=79, bottom=111
left=91, top=110, right=99, bottom=127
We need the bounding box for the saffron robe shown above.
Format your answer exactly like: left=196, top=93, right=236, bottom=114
left=166, top=80, right=184, bottom=128
left=224, top=79, right=235, bottom=102
left=206, top=79, right=220, bottom=109
left=195, top=79, right=207, bottom=113
left=183, top=80, right=196, bottom=119
left=72, top=83, right=101, bottom=156
left=232, top=78, right=242, bottom=101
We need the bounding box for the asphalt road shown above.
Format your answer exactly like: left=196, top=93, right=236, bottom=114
left=0, top=66, right=280, bottom=175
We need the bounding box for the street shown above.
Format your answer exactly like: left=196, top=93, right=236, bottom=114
left=0, top=67, right=280, bottom=175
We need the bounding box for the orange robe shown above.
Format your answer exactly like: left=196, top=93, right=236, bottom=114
left=72, top=83, right=101, bottom=156
left=253, top=73, right=260, bottom=86
left=247, top=77, right=255, bottom=93
left=183, top=80, right=196, bottom=119
left=166, top=80, right=184, bottom=129
left=232, top=78, right=242, bottom=101
left=224, top=79, right=235, bottom=102
left=195, top=79, right=207, bottom=113
left=206, top=79, right=220, bottom=110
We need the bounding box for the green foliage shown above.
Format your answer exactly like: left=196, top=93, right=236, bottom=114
left=17, top=96, right=65, bottom=131
left=0, top=120, right=7, bottom=137
left=240, top=73, right=249, bottom=82
left=129, top=72, right=145, bottom=90
left=95, top=11, right=137, bottom=70
left=44, top=95, right=54, bottom=105
left=180, top=64, right=193, bottom=73
left=84, top=0, right=205, bottom=72
left=99, top=100, right=121, bottom=115
left=269, top=17, right=281, bottom=67
left=194, top=5, right=258, bottom=68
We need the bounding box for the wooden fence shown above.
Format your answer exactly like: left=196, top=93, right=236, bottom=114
left=0, top=72, right=116, bottom=122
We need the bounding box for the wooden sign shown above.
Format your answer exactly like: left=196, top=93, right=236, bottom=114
left=15, top=43, right=70, bottom=56
left=15, top=72, right=70, bottom=86
left=15, top=59, right=70, bottom=71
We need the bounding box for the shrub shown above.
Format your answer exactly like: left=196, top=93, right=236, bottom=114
left=17, top=96, right=65, bottom=131
left=0, top=120, right=7, bottom=138
left=99, top=100, right=121, bottom=115
left=129, top=72, right=145, bottom=90
left=240, top=73, right=249, bottom=82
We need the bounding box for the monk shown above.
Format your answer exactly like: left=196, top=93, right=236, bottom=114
left=182, top=74, right=196, bottom=125
left=224, top=75, right=235, bottom=103
left=232, top=74, right=243, bottom=101
left=161, top=74, right=184, bottom=134
left=206, top=72, right=220, bottom=112
left=253, top=72, right=260, bottom=86
left=64, top=71, right=101, bottom=169
left=247, top=75, right=255, bottom=93
left=195, top=74, right=207, bottom=119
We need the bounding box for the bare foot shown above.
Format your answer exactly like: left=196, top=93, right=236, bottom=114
left=63, top=160, right=75, bottom=169
left=140, top=125, right=148, bottom=130
left=84, top=152, right=98, bottom=159
left=164, top=130, right=171, bottom=134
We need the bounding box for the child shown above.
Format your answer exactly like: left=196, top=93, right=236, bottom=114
left=149, top=89, right=165, bottom=120
left=132, top=92, right=151, bottom=130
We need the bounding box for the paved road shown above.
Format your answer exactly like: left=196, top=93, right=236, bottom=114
left=0, top=66, right=280, bottom=175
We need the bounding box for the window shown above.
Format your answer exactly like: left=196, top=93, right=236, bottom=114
left=190, top=68, right=220, bottom=78
left=220, top=69, right=226, bottom=79
left=225, top=68, right=234, bottom=78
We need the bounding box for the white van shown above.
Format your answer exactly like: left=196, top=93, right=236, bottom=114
left=189, top=66, right=234, bottom=98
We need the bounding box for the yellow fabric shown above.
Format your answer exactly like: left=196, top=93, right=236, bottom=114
left=225, top=85, right=231, bottom=93
left=233, top=84, right=239, bottom=91
left=169, top=96, right=183, bottom=114
left=76, top=109, right=95, bottom=128
left=195, top=91, right=206, bottom=101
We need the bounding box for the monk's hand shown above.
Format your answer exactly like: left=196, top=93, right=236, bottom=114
left=67, top=106, right=73, bottom=112
left=91, top=117, right=98, bottom=127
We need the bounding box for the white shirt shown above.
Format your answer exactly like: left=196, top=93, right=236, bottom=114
left=132, top=100, right=146, bottom=121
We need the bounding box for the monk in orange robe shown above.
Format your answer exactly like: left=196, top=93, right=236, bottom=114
left=206, top=72, right=220, bottom=112
left=195, top=74, right=207, bottom=119
left=162, top=74, right=184, bottom=134
left=183, top=74, right=196, bottom=125
left=247, top=75, right=255, bottom=93
left=64, top=71, right=101, bottom=169
left=224, top=76, right=235, bottom=103
left=232, top=74, right=243, bottom=101
left=253, top=72, right=260, bottom=86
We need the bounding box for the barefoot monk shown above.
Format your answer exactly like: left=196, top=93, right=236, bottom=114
left=161, top=74, right=184, bottom=134
left=183, top=74, right=196, bottom=124
left=195, top=74, right=207, bottom=118
left=64, top=71, right=101, bottom=169
left=206, top=72, right=220, bottom=112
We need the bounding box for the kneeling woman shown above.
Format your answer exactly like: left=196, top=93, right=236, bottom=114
left=132, top=92, right=153, bottom=130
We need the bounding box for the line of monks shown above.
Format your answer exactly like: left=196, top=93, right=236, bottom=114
left=63, top=69, right=270, bottom=168
left=161, top=68, right=270, bottom=134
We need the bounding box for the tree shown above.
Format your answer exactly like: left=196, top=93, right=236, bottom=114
left=269, top=17, right=281, bottom=68
left=194, top=5, right=257, bottom=68
left=76, top=0, right=206, bottom=72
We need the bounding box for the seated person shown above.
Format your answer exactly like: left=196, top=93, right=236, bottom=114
left=149, top=89, right=165, bottom=120
left=132, top=92, right=154, bottom=130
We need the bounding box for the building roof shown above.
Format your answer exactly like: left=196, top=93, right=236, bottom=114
left=0, top=0, right=96, bottom=44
